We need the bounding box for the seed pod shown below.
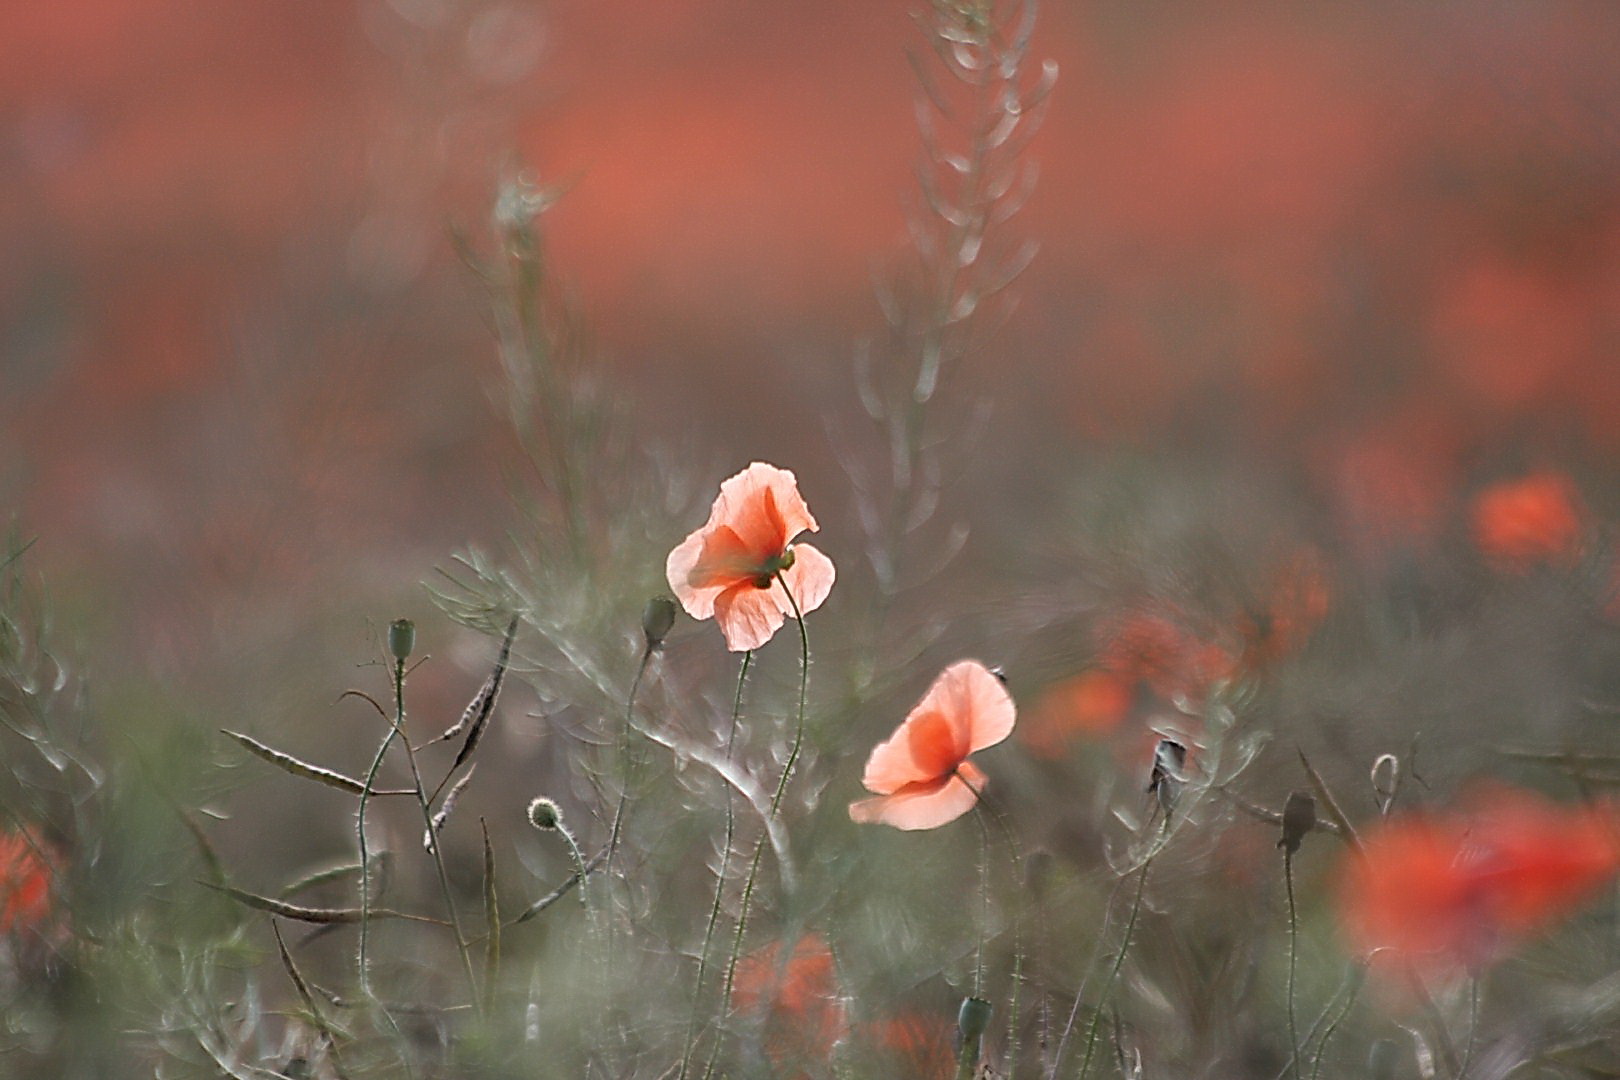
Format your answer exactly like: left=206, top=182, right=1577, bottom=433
left=1279, top=790, right=1317, bottom=855
left=957, top=996, right=992, bottom=1041
left=527, top=796, right=562, bottom=831
left=641, top=597, right=677, bottom=652
left=388, top=619, right=416, bottom=663
left=1147, top=738, right=1188, bottom=818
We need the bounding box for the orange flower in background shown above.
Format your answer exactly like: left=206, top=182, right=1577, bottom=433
left=666, top=462, right=836, bottom=651
left=1471, top=471, right=1585, bottom=572
left=1020, top=669, right=1133, bottom=758
left=869, top=1011, right=956, bottom=1077
left=1337, top=789, right=1620, bottom=972
left=1098, top=609, right=1239, bottom=701
left=1238, top=548, right=1332, bottom=670
left=734, top=934, right=847, bottom=1070
left=0, top=830, right=54, bottom=936
left=850, top=660, right=1016, bottom=830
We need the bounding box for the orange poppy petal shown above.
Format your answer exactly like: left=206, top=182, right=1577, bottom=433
left=860, top=720, right=930, bottom=795
left=714, top=581, right=789, bottom=652
left=713, top=463, right=818, bottom=543
left=688, top=525, right=762, bottom=590
left=917, top=660, right=1016, bottom=756
left=667, top=526, right=724, bottom=619
left=848, top=767, right=984, bottom=830
left=776, top=543, right=836, bottom=617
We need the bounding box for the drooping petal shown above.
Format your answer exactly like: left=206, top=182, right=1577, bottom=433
left=712, top=463, right=819, bottom=547
left=915, top=660, right=1016, bottom=756
left=667, top=527, right=725, bottom=620
left=714, top=581, right=789, bottom=652
left=861, top=705, right=962, bottom=795
left=688, top=525, right=764, bottom=590
left=848, top=764, right=985, bottom=830
left=775, top=543, right=836, bottom=617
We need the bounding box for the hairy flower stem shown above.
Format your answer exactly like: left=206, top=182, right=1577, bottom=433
left=1285, top=850, right=1302, bottom=1080
left=974, top=799, right=992, bottom=998
left=1404, top=964, right=1462, bottom=1079
left=606, top=647, right=654, bottom=874
left=1458, top=977, right=1480, bottom=1080
left=976, top=791, right=1028, bottom=1080
left=392, top=657, right=482, bottom=1013
left=1076, top=858, right=1151, bottom=1080
left=701, top=580, right=810, bottom=1080
left=678, top=651, right=751, bottom=1080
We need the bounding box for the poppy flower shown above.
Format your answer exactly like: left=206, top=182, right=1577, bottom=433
left=1020, top=669, right=1134, bottom=758
left=849, top=660, right=1016, bottom=830
left=0, top=829, right=54, bottom=935
left=1470, top=471, right=1585, bottom=572
left=1337, top=788, right=1620, bottom=973
left=1097, top=609, right=1239, bottom=703
left=734, top=934, right=848, bottom=1071
left=666, top=462, right=836, bottom=651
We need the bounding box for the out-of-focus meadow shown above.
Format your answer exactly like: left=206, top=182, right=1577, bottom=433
left=6, top=1, right=1620, bottom=1077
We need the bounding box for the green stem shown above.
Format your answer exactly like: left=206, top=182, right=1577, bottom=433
left=391, top=658, right=482, bottom=1012
left=702, top=579, right=810, bottom=1080
left=678, top=650, right=751, bottom=1080
left=1306, top=965, right=1364, bottom=1080
left=1285, top=851, right=1301, bottom=1080
left=973, top=795, right=991, bottom=998
left=1076, top=859, right=1151, bottom=1080
left=1458, top=976, right=1480, bottom=1080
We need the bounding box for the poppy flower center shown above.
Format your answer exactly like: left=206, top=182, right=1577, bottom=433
left=753, top=547, right=796, bottom=588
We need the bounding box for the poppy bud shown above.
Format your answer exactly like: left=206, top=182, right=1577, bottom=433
left=388, top=619, right=416, bottom=663
left=1278, top=790, right=1316, bottom=855
left=1147, top=738, right=1187, bottom=818
left=957, top=996, right=992, bottom=1041
left=641, top=597, right=677, bottom=651
left=527, top=796, right=563, bottom=831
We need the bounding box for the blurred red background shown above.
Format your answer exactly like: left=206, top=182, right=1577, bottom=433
left=4, top=0, right=1620, bottom=676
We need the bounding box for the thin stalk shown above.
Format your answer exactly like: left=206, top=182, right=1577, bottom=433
left=678, top=650, right=751, bottom=1080
left=355, top=708, right=395, bottom=996
left=701, top=579, right=810, bottom=1080
left=974, top=796, right=992, bottom=998
left=391, top=657, right=482, bottom=1011
left=1285, top=850, right=1302, bottom=1080
left=606, top=646, right=655, bottom=924
left=1404, top=963, right=1462, bottom=1079
left=975, top=790, right=1028, bottom=1080
left=1458, top=976, right=1480, bottom=1080
left=1306, top=967, right=1365, bottom=1080
left=1075, top=858, right=1151, bottom=1080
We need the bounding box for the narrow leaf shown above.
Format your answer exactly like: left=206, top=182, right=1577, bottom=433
left=201, top=882, right=447, bottom=926
left=481, top=819, right=500, bottom=1012
left=272, top=921, right=352, bottom=1079
left=1298, top=749, right=1362, bottom=855
left=222, top=731, right=412, bottom=798
left=450, top=616, right=519, bottom=771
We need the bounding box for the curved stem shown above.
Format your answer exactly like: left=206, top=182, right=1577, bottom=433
left=1458, top=976, right=1480, bottom=1080
left=392, top=660, right=482, bottom=1012
left=1076, top=858, right=1150, bottom=1080
left=767, top=575, right=811, bottom=816
left=1307, top=965, right=1364, bottom=1080
left=355, top=671, right=399, bottom=997
left=678, top=651, right=751, bottom=1080
left=1285, top=850, right=1301, bottom=1080
left=702, top=578, right=810, bottom=1079
left=972, top=790, right=992, bottom=998
left=606, top=647, right=654, bottom=876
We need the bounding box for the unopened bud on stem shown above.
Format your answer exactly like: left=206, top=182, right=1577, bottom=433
left=388, top=619, right=416, bottom=663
